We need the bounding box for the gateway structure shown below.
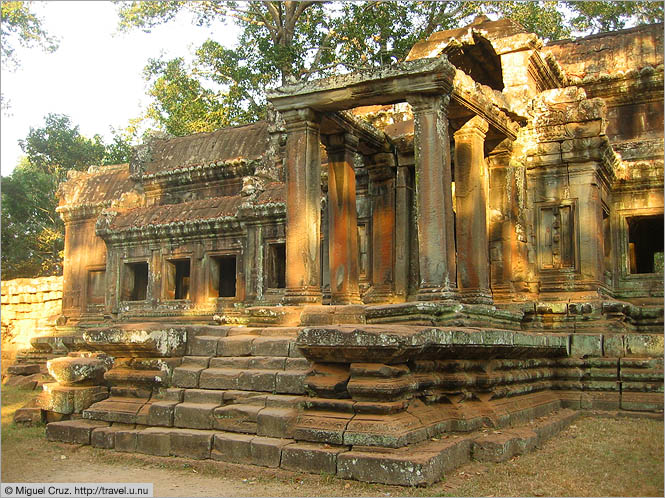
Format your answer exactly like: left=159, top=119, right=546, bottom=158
left=41, top=18, right=663, bottom=485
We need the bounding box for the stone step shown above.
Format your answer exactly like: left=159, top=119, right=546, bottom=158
left=82, top=396, right=151, bottom=424
left=104, top=368, right=166, bottom=387
left=46, top=406, right=584, bottom=485
left=187, top=334, right=304, bottom=358
left=146, top=392, right=305, bottom=436
left=193, top=367, right=306, bottom=393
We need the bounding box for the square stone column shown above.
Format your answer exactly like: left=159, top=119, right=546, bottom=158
left=282, top=109, right=323, bottom=304
left=322, top=133, right=361, bottom=304
left=454, top=116, right=493, bottom=304
left=364, top=152, right=396, bottom=303
left=407, top=94, right=456, bottom=301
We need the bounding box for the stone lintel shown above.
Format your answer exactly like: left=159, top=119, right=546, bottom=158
left=269, top=56, right=455, bottom=113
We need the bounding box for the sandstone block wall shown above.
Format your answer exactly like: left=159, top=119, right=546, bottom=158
left=1, top=276, right=63, bottom=374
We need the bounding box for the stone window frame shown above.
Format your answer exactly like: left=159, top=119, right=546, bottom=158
left=85, top=264, right=106, bottom=311
left=119, top=258, right=150, bottom=303
left=206, top=250, right=242, bottom=302
left=162, top=254, right=193, bottom=302
left=263, top=237, right=287, bottom=294
left=535, top=199, right=579, bottom=273
left=618, top=206, right=664, bottom=279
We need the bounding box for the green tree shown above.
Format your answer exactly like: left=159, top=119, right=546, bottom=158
left=2, top=114, right=133, bottom=278
left=1, top=158, right=62, bottom=278
left=118, top=1, right=662, bottom=131
left=1, top=1, right=59, bottom=111
left=142, top=57, right=232, bottom=135
left=1, top=0, right=59, bottom=70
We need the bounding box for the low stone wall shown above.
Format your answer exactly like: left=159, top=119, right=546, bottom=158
left=1, top=276, right=63, bottom=375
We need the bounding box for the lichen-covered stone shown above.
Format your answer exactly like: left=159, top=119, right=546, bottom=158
left=47, top=357, right=108, bottom=386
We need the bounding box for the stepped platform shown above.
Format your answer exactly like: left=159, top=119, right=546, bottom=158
left=43, top=321, right=664, bottom=485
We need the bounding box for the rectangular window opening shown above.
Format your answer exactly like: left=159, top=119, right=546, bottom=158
left=266, top=243, right=286, bottom=289
left=87, top=270, right=106, bottom=305
left=122, top=262, right=148, bottom=301
left=628, top=214, right=664, bottom=274
left=210, top=255, right=237, bottom=298
left=166, top=259, right=191, bottom=300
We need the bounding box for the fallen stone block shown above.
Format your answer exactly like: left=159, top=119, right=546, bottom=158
left=39, top=384, right=109, bottom=414
left=47, top=357, right=108, bottom=386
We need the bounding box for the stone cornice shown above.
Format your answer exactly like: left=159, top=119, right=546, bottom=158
left=57, top=201, right=111, bottom=223
left=140, top=158, right=258, bottom=191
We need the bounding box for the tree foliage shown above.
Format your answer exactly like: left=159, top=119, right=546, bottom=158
left=2, top=114, right=133, bottom=279
left=118, top=1, right=663, bottom=132
left=1, top=0, right=59, bottom=70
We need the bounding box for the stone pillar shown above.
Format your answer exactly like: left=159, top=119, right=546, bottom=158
left=407, top=94, right=456, bottom=300
left=283, top=109, right=323, bottom=304
left=365, top=152, right=396, bottom=303
left=454, top=116, right=493, bottom=304
left=394, top=164, right=411, bottom=300
left=322, top=133, right=361, bottom=304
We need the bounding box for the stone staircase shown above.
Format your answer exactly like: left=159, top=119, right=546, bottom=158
left=81, top=327, right=310, bottom=442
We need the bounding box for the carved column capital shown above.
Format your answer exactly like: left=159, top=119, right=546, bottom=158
left=406, top=93, right=451, bottom=115
left=454, top=115, right=489, bottom=140
left=321, top=132, right=359, bottom=156
left=282, top=108, right=321, bottom=131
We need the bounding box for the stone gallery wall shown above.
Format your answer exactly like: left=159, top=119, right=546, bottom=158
left=1, top=276, right=62, bottom=374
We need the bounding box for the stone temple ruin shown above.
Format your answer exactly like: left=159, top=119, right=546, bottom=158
left=29, top=18, right=663, bottom=485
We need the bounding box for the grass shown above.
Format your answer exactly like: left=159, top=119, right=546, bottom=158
left=2, top=385, right=663, bottom=496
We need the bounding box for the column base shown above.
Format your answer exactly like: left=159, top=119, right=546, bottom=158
left=283, top=286, right=322, bottom=305
left=416, top=286, right=457, bottom=302
left=458, top=288, right=493, bottom=305
left=330, top=292, right=362, bottom=305
left=362, top=284, right=395, bottom=304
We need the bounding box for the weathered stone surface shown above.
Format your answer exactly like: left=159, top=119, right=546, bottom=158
left=213, top=404, right=261, bottom=433
left=47, top=357, right=108, bottom=386
left=173, top=403, right=219, bottom=430
left=39, top=384, right=109, bottom=414
left=7, top=364, right=41, bottom=375
left=250, top=436, right=292, bottom=467
left=83, top=324, right=187, bottom=357
left=281, top=442, right=348, bottom=474
left=170, top=429, right=213, bottom=459
left=46, top=420, right=110, bottom=444
left=211, top=432, right=254, bottom=464
left=137, top=427, right=171, bottom=456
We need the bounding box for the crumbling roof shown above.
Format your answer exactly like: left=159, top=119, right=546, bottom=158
left=108, top=195, right=245, bottom=230
left=144, top=121, right=270, bottom=176
left=546, top=22, right=664, bottom=81
left=255, top=182, right=285, bottom=206
left=58, top=164, right=134, bottom=208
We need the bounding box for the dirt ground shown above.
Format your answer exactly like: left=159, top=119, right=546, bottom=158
left=2, top=387, right=663, bottom=497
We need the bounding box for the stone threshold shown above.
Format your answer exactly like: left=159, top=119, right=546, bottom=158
left=43, top=407, right=650, bottom=486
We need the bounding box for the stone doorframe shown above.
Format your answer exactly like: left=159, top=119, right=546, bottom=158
left=268, top=55, right=517, bottom=305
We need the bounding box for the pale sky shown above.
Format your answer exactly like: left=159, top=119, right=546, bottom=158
left=1, top=1, right=239, bottom=176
